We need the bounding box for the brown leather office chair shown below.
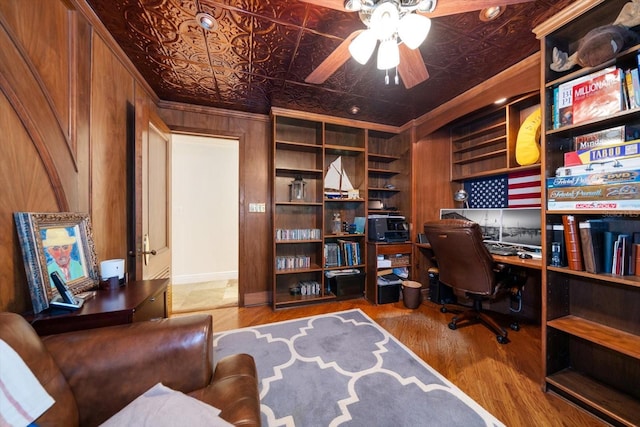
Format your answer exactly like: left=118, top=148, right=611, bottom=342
left=423, top=219, right=524, bottom=344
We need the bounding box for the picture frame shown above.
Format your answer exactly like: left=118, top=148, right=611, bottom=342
left=14, top=212, right=99, bottom=313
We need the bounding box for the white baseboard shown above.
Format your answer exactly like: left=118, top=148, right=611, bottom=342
left=172, top=271, right=238, bottom=285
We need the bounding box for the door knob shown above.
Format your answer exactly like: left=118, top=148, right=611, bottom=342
left=141, top=234, right=156, bottom=266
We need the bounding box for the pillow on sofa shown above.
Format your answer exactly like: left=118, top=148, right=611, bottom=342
left=0, top=339, right=55, bottom=427
left=100, top=383, right=233, bottom=427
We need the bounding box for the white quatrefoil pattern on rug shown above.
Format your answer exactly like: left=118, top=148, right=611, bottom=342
left=213, top=309, right=504, bottom=427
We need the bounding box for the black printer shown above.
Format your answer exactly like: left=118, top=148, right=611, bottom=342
left=367, top=215, right=409, bottom=242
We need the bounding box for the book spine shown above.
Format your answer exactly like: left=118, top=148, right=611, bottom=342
left=562, top=215, right=584, bottom=271
left=579, top=222, right=596, bottom=273
left=603, top=231, right=617, bottom=274
left=634, top=243, right=640, bottom=276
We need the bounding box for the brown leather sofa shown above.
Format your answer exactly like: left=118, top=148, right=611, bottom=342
left=0, top=312, right=261, bottom=426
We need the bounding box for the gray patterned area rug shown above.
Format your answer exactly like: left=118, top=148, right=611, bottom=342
left=213, top=309, right=504, bottom=427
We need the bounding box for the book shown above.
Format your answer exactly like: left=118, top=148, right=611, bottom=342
left=548, top=199, right=640, bottom=210
left=603, top=231, right=619, bottom=274
left=563, top=139, right=640, bottom=166
left=553, top=66, right=617, bottom=129
left=547, top=182, right=640, bottom=202
left=572, top=68, right=623, bottom=125
left=562, top=215, right=583, bottom=271
left=578, top=219, right=608, bottom=273
left=572, top=125, right=625, bottom=151
left=624, top=69, right=634, bottom=109
left=547, top=169, right=640, bottom=188
left=613, top=234, right=631, bottom=275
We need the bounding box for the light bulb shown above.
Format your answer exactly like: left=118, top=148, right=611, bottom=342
left=398, top=14, right=431, bottom=50
left=377, top=39, right=400, bottom=70
left=349, top=30, right=377, bottom=65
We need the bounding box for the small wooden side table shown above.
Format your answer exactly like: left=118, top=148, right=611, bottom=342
left=24, top=278, right=168, bottom=335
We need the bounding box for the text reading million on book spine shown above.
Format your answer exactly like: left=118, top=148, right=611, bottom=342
left=552, top=65, right=639, bottom=129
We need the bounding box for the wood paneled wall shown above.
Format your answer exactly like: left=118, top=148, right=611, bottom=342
left=0, top=0, right=156, bottom=313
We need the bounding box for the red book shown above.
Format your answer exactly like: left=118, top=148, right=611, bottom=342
left=562, top=215, right=584, bottom=271
left=572, top=68, right=623, bottom=125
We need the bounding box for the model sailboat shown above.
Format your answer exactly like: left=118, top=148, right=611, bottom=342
left=324, top=157, right=355, bottom=198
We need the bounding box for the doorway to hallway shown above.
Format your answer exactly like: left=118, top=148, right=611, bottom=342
left=170, top=133, right=239, bottom=312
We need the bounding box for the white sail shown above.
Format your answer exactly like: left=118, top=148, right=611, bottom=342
left=325, top=157, right=354, bottom=192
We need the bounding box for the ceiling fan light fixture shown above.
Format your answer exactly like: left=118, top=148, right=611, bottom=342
left=196, top=12, right=218, bottom=31
left=377, top=38, right=400, bottom=70
left=349, top=29, right=377, bottom=64
left=398, top=13, right=431, bottom=50
left=343, top=0, right=362, bottom=12
left=416, top=0, right=437, bottom=13
left=479, top=6, right=505, bottom=22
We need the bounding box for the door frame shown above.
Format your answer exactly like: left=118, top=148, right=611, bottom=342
left=169, top=126, right=245, bottom=306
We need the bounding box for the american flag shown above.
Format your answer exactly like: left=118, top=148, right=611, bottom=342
left=464, top=169, right=541, bottom=208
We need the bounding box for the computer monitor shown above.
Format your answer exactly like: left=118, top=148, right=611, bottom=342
left=440, top=207, right=541, bottom=249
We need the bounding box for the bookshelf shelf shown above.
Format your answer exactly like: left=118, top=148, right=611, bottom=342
left=546, top=369, right=640, bottom=427
left=368, top=168, right=399, bottom=176
left=368, top=153, right=400, bottom=163
left=535, top=1, right=640, bottom=424
left=452, top=149, right=507, bottom=165
left=451, top=121, right=506, bottom=143
left=548, top=315, right=640, bottom=359
left=547, top=266, right=640, bottom=288
left=452, top=135, right=506, bottom=154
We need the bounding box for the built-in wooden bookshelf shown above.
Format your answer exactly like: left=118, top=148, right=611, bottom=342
left=450, top=93, right=540, bottom=181
left=271, top=109, right=412, bottom=309
left=534, top=1, right=640, bottom=425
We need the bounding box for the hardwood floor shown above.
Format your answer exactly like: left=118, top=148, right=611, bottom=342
left=173, top=298, right=606, bottom=427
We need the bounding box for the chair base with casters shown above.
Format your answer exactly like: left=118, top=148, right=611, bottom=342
left=439, top=264, right=527, bottom=344
left=441, top=294, right=520, bottom=344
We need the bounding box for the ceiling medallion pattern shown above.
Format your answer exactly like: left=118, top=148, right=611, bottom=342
left=87, top=0, right=578, bottom=125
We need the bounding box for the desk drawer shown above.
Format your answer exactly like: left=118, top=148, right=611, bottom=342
left=133, top=290, right=167, bottom=322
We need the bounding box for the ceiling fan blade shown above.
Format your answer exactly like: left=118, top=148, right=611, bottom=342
left=305, top=30, right=363, bottom=85
left=298, top=0, right=347, bottom=12
left=397, top=43, right=429, bottom=89
left=421, top=0, right=534, bottom=18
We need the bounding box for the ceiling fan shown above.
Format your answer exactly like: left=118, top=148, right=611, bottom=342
left=302, top=0, right=534, bottom=89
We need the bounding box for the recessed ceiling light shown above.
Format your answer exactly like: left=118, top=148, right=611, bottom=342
left=196, top=12, right=218, bottom=31
left=349, top=105, right=361, bottom=115
left=479, top=6, right=505, bottom=22
left=494, top=98, right=507, bottom=104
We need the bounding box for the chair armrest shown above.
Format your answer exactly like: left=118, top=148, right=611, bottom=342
left=189, top=353, right=262, bottom=427
left=43, top=315, right=213, bottom=426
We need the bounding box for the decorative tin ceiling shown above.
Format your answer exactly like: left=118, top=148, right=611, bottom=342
left=86, top=0, right=578, bottom=126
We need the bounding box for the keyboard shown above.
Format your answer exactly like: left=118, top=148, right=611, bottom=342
left=484, top=243, right=518, bottom=256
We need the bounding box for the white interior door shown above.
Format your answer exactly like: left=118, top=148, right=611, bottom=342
left=141, top=114, right=171, bottom=280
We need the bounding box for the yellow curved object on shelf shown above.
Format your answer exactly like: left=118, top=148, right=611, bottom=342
left=515, top=107, right=542, bottom=166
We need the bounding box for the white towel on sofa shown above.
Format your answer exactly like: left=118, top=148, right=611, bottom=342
left=0, top=339, right=55, bottom=427
left=100, top=383, right=233, bottom=427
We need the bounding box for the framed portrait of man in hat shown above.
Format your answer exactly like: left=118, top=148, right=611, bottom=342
left=14, top=212, right=99, bottom=313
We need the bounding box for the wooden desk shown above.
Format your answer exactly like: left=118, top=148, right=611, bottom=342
left=416, top=243, right=542, bottom=269
left=492, top=254, right=542, bottom=269
left=25, top=279, right=168, bottom=335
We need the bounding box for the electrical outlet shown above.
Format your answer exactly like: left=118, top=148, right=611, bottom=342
left=258, top=203, right=265, bottom=212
